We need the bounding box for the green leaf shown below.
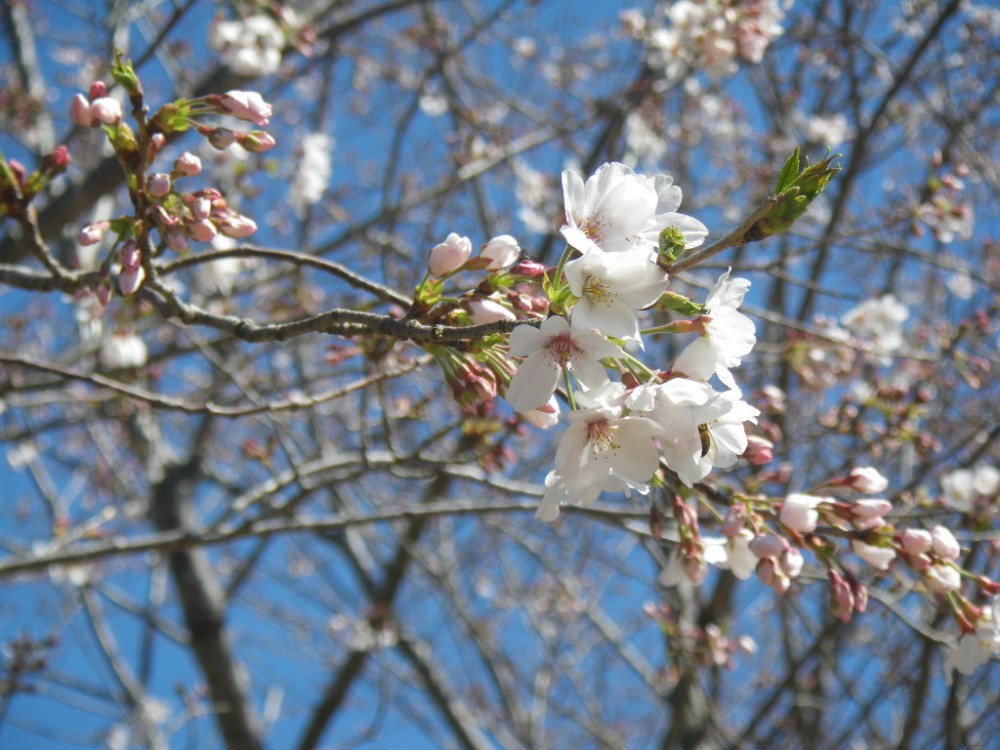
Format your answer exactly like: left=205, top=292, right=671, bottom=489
left=110, top=49, right=141, bottom=97
left=774, top=147, right=801, bottom=194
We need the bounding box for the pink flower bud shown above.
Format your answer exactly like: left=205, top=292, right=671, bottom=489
left=219, top=90, right=272, bottom=126
left=120, top=240, right=141, bottom=271
left=925, top=563, right=961, bottom=595
left=899, top=528, right=932, bottom=555
left=749, top=533, right=785, bottom=559
left=720, top=507, right=745, bottom=539
left=756, top=557, right=776, bottom=586
left=71, top=94, right=94, bottom=127
left=192, top=197, right=212, bottom=220
left=78, top=221, right=109, bottom=246
left=850, top=498, right=892, bottom=530
left=828, top=569, right=855, bottom=623
left=851, top=540, right=896, bottom=570
left=237, top=131, right=277, bottom=153
left=147, top=173, right=171, bottom=198
left=118, top=264, right=145, bottom=296
left=742, top=435, right=774, bottom=465
left=151, top=205, right=176, bottom=227
left=931, top=525, right=961, bottom=560
left=850, top=577, right=869, bottom=613
left=187, top=219, right=218, bottom=242
left=164, top=227, right=188, bottom=253
left=174, top=152, right=202, bottom=176
left=466, top=299, right=516, bottom=325
left=780, top=548, right=804, bottom=578
left=88, top=81, right=108, bottom=100
left=757, top=558, right=789, bottom=592
left=217, top=213, right=257, bottom=239
left=149, top=133, right=166, bottom=155
left=779, top=493, right=823, bottom=534
left=41, top=145, right=71, bottom=176
left=207, top=128, right=236, bottom=150
left=847, top=466, right=889, bottom=494
left=852, top=498, right=892, bottom=519
left=428, top=232, right=472, bottom=276
left=480, top=234, right=521, bottom=270
left=89, top=97, right=122, bottom=125
left=512, top=258, right=547, bottom=277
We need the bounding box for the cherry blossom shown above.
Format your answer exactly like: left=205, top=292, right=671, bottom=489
left=945, top=601, right=1000, bottom=682
left=564, top=246, right=668, bottom=343
left=625, top=378, right=733, bottom=487
left=537, top=384, right=662, bottom=521
left=673, top=269, right=756, bottom=389
left=560, top=162, right=707, bottom=255
left=506, top=316, right=623, bottom=413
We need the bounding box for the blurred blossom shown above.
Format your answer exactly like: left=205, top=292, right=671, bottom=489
left=841, top=294, right=909, bottom=362
left=99, top=332, right=148, bottom=370
left=513, top=159, right=560, bottom=234
left=290, top=132, right=333, bottom=216
left=802, top=113, right=853, bottom=147
left=210, top=14, right=285, bottom=76
left=946, top=269, right=975, bottom=299
left=941, top=465, right=1000, bottom=512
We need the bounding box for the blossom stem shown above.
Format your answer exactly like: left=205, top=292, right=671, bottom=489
left=552, top=244, right=576, bottom=288
left=640, top=319, right=701, bottom=335
left=620, top=352, right=656, bottom=380
left=562, top=369, right=576, bottom=410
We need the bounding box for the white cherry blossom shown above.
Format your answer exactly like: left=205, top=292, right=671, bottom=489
left=564, top=247, right=668, bottom=343
left=537, top=384, right=662, bottom=521
left=505, top=316, right=623, bottom=413
left=560, top=162, right=707, bottom=255
left=673, top=269, right=756, bottom=389
left=945, top=599, right=1000, bottom=682
left=626, top=378, right=731, bottom=487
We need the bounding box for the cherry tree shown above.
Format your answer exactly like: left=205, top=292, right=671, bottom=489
left=1, top=1, right=997, bottom=748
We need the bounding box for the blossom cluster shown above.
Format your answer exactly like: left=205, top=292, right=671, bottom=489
left=625, top=0, right=786, bottom=83
left=498, top=162, right=759, bottom=521
left=409, top=160, right=996, bottom=681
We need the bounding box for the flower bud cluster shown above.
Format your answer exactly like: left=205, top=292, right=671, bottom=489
left=70, top=82, right=123, bottom=128
left=69, top=72, right=270, bottom=305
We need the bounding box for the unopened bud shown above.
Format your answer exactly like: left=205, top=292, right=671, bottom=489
left=71, top=94, right=95, bottom=127
left=173, top=152, right=202, bottom=176
left=207, top=127, right=236, bottom=150
left=428, top=232, right=472, bottom=276
left=743, top=435, right=774, bottom=465
left=187, top=219, right=218, bottom=242
left=78, top=221, right=109, bottom=246
left=89, top=97, right=122, bottom=125
left=88, top=81, right=108, bottom=100
left=749, top=533, right=786, bottom=559
left=147, top=172, right=171, bottom=198
left=237, top=130, right=277, bottom=153
left=118, top=264, right=145, bottom=296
